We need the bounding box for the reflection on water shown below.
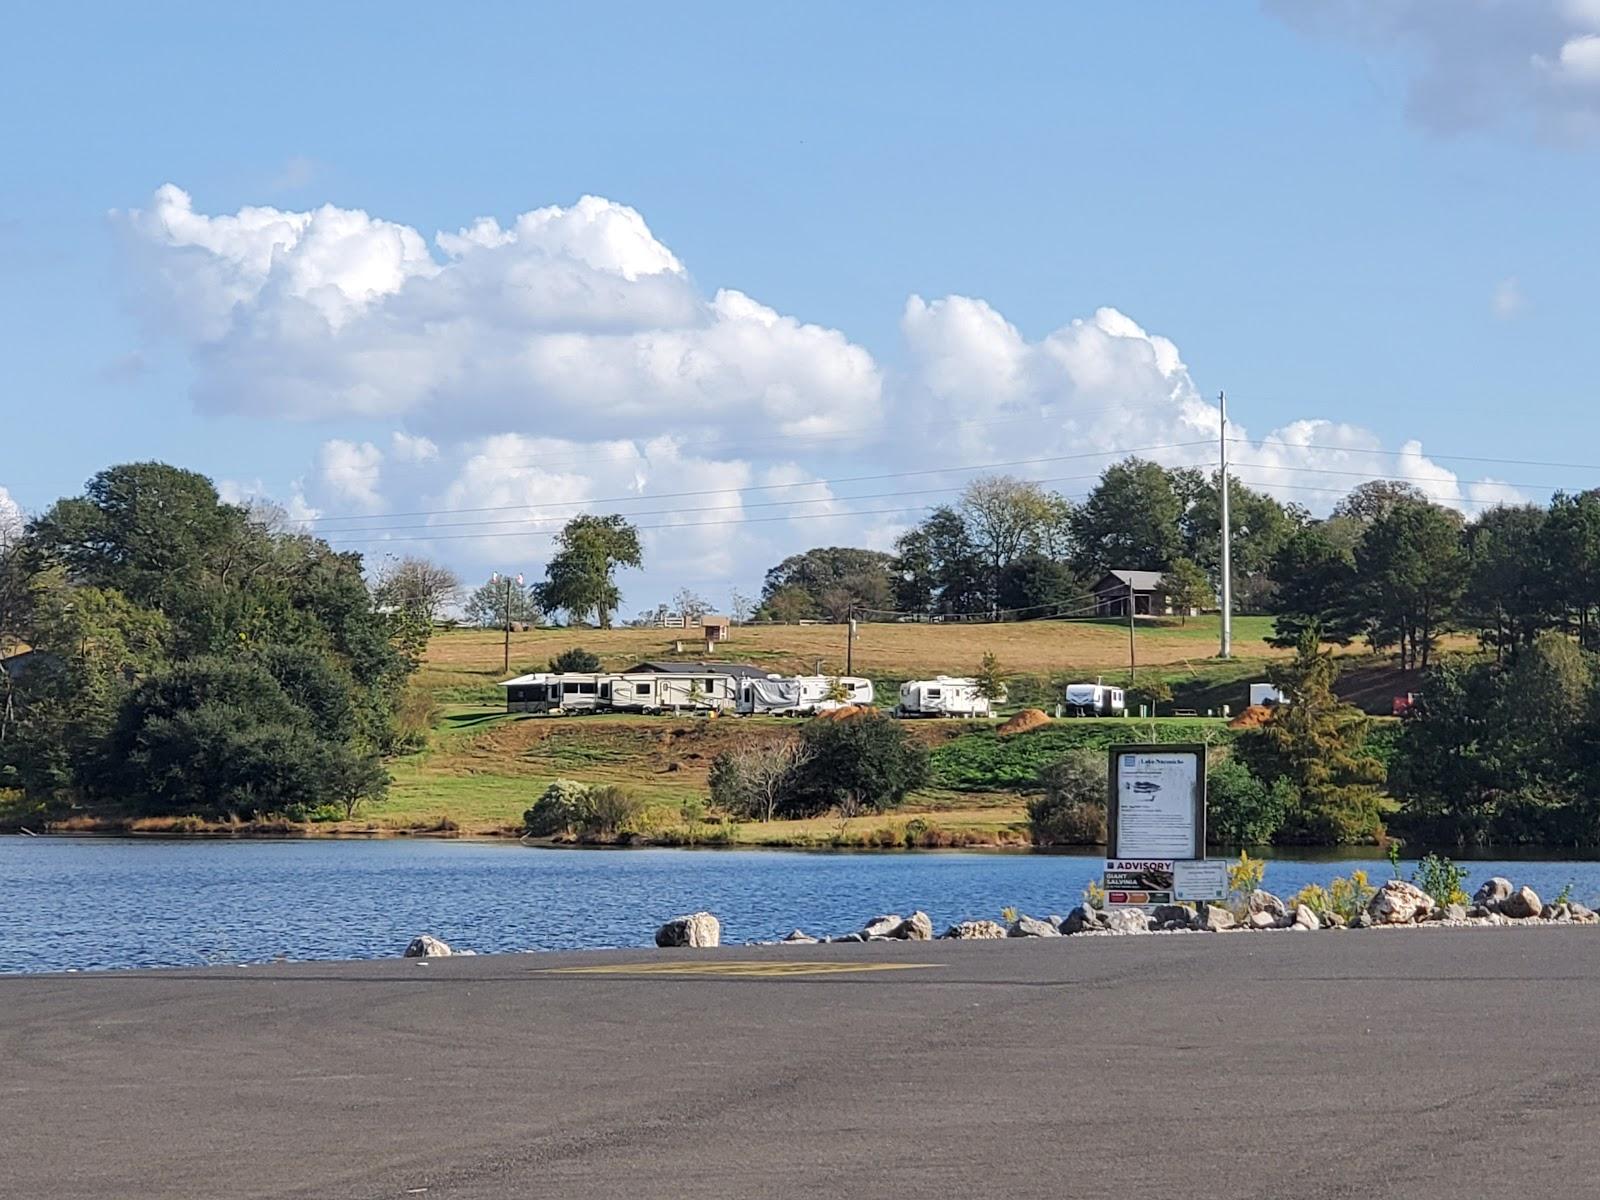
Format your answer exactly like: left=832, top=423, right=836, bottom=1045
left=4, top=836, right=1598, bottom=974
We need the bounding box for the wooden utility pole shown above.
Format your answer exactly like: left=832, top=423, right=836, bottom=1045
left=845, top=602, right=857, bottom=675
left=1127, top=587, right=1136, bottom=686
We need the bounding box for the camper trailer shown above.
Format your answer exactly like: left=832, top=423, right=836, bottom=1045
left=1063, top=682, right=1126, bottom=717
left=500, top=673, right=610, bottom=713
left=738, top=675, right=876, bottom=715
left=897, top=676, right=1000, bottom=718
left=1249, top=683, right=1287, bottom=707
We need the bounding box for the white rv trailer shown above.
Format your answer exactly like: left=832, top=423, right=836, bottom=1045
left=1249, top=682, right=1287, bottom=707
left=738, top=675, right=875, bottom=715
left=500, top=672, right=610, bottom=713
left=897, top=676, right=1001, bottom=718
left=1063, top=682, right=1126, bottom=717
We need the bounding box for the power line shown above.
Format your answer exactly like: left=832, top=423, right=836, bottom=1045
left=306, top=440, right=1211, bottom=527
left=307, top=469, right=1112, bottom=538
left=304, top=399, right=1207, bottom=483
left=1229, top=436, right=1600, bottom=475
left=1227, top=458, right=1575, bottom=494
left=326, top=498, right=1099, bottom=546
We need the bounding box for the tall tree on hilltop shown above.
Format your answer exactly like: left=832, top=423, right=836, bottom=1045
left=1461, top=504, right=1551, bottom=661
left=1332, top=479, right=1430, bottom=524
left=463, top=574, right=539, bottom=629
left=1541, top=490, right=1600, bottom=648
left=759, top=547, right=896, bottom=620
left=1268, top=524, right=1361, bottom=648
left=1071, top=458, right=1183, bottom=574
left=535, top=514, right=642, bottom=629
left=892, top=507, right=987, bottom=616
left=957, top=475, right=1069, bottom=611
left=1354, top=498, right=1465, bottom=669
left=372, top=555, right=461, bottom=624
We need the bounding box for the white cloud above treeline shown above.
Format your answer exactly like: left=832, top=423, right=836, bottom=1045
left=118, top=186, right=1522, bottom=602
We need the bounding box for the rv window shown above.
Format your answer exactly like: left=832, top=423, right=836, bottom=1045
left=927, top=689, right=941, bottom=699
left=563, top=682, right=579, bottom=695
left=704, top=679, right=718, bottom=691
left=579, top=682, right=598, bottom=695
left=637, top=681, right=652, bottom=695
left=600, top=682, right=611, bottom=699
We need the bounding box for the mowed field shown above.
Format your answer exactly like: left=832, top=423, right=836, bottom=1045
left=376, top=616, right=1270, bottom=841
left=354, top=614, right=1428, bottom=843
left=422, top=614, right=1288, bottom=698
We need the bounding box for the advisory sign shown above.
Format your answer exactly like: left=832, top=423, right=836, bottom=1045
left=1103, top=858, right=1176, bottom=907
left=1106, top=744, right=1206, bottom=861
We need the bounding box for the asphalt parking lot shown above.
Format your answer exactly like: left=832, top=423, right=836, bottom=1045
left=6, top=928, right=1599, bottom=1199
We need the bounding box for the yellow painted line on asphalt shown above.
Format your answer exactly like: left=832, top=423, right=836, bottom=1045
left=538, top=960, right=941, bottom=979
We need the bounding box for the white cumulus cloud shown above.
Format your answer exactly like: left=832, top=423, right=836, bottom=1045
left=1269, top=0, right=1600, bottom=140
left=120, top=187, right=882, bottom=442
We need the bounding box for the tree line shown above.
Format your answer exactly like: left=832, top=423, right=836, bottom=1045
left=0, top=463, right=425, bottom=821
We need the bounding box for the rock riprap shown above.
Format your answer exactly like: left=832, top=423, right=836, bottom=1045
left=942, top=919, right=1008, bottom=940
left=1499, top=886, right=1542, bottom=920
left=1008, top=914, right=1061, bottom=938
left=1368, top=880, right=1436, bottom=925
left=403, top=934, right=453, bottom=958
left=655, top=912, right=721, bottom=948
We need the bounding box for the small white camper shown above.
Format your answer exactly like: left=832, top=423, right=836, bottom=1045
left=1249, top=683, right=1287, bottom=707
left=897, top=676, right=1000, bottom=718
left=1063, top=682, right=1126, bottom=717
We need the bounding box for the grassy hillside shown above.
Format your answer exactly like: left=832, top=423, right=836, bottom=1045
left=76, top=614, right=1412, bottom=844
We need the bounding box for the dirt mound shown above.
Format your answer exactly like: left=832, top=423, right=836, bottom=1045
left=1229, top=704, right=1278, bottom=729
left=997, top=708, right=1051, bottom=736
left=813, top=704, right=877, bottom=722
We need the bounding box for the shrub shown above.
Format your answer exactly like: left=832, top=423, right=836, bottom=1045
left=708, top=739, right=810, bottom=821
left=784, top=713, right=930, bottom=818
left=549, top=647, right=601, bottom=673
left=1027, top=752, right=1106, bottom=845
left=1327, top=869, right=1377, bottom=921
left=1206, top=756, right=1295, bottom=846
left=1224, top=851, right=1268, bottom=919
left=523, top=779, right=590, bottom=836
left=1411, top=852, right=1469, bottom=907
left=579, top=785, right=642, bottom=837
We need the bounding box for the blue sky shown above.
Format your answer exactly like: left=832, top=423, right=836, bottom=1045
left=4, top=2, right=1599, bottom=608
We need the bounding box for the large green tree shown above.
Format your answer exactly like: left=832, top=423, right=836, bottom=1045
left=535, top=514, right=642, bottom=628
left=1353, top=498, right=1465, bottom=669
left=1461, top=504, right=1551, bottom=661
left=892, top=506, right=987, bottom=616
left=759, top=547, right=896, bottom=621
left=1242, top=630, right=1387, bottom=843
left=1071, top=458, right=1183, bottom=574
left=2, top=462, right=422, bottom=812
left=1268, top=523, right=1361, bottom=647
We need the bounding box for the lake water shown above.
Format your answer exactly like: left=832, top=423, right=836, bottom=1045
left=5, top=837, right=1600, bottom=975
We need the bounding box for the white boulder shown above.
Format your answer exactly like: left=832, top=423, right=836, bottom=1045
left=655, top=912, right=721, bottom=948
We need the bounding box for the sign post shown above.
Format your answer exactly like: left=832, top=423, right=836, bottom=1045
left=1103, top=744, right=1212, bottom=908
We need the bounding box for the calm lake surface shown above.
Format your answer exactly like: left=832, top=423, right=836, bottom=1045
left=5, top=837, right=1600, bottom=975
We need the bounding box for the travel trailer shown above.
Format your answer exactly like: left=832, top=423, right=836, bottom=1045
left=1249, top=683, right=1287, bottom=707
left=1063, top=682, right=1126, bottom=717
left=738, top=675, right=875, bottom=715
left=896, top=676, right=1001, bottom=718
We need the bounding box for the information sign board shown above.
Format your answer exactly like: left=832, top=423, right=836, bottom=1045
left=1105, top=744, right=1206, bottom=861
left=1173, top=858, right=1229, bottom=902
